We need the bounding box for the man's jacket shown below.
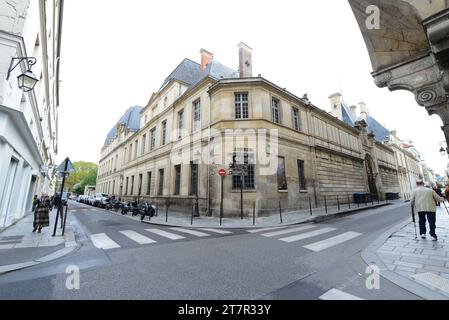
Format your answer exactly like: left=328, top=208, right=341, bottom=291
left=411, top=186, right=445, bottom=212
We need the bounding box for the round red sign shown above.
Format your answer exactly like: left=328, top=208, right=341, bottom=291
left=218, top=169, right=226, bottom=177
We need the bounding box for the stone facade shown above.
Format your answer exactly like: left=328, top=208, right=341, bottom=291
left=97, top=45, right=402, bottom=217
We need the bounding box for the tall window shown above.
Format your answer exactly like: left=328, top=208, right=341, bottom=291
left=271, top=98, right=280, bottom=124
left=161, top=120, right=167, bottom=145
left=158, top=169, right=164, bottom=195
left=292, top=107, right=299, bottom=130
left=146, top=172, right=152, bottom=195
left=124, top=148, right=127, bottom=165
left=190, top=161, right=198, bottom=195
left=232, top=149, right=255, bottom=189
left=178, top=109, right=184, bottom=139
left=142, top=134, right=147, bottom=154
left=235, top=93, right=248, bottom=119
left=138, top=174, right=143, bottom=196
left=115, top=154, right=118, bottom=171
left=174, top=165, right=181, bottom=195
left=297, top=160, right=306, bottom=190
left=125, top=177, right=129, bottom=195
left=130, top=176, right=135, bottom=195
left=277, top=156, right=288, bottom=190
left=112, top=180, right=115, bottom=195
left=150, top=127, right=156, bottom=150
left=129, top=144, right=132, bottom=161
left=193, top=99, right=201, bottom=132
left=134, top=140, right=138, bottom=158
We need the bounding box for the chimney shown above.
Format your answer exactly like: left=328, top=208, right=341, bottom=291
left=328, top=92, right=343, bottom=120
left=200, top=49, right=213, bottom=71
left=238, top=42, right=252, bottom=78
left=359, top=102, right=368, bottom=121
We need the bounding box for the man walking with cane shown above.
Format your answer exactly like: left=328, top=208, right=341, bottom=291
left=411, top=180, right=445, bottom=241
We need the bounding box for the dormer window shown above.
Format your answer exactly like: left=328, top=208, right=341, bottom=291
left=164, top=97, right=168, bottom=108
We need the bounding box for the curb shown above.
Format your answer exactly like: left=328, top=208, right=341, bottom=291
left=361, top=218, right=448, bottom=300
left=139, top=202, right=392, bottom=229
left=0, top=226, right=79, bottom=275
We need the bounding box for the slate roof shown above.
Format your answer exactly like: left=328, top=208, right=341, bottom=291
left=104, top=106, right=142, bottom=147
left=104, top=56, right=237, bottom=148
left=160, top=58, right=238, bottom=90
left=340, top=102, right=390, bottom=143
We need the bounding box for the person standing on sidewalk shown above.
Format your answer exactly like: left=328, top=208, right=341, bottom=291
left=33, top=193, right=51, bottom=233
left=411, top=180, right=445, bottom=241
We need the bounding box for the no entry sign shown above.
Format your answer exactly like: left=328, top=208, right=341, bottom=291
left=218, top=168, right=226, bottom=177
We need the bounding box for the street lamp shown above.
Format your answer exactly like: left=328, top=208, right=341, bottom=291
left=6, top=57, right=39, bottom=92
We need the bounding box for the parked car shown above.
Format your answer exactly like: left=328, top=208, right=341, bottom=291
left=88, top=195, right=96, bottom=206
left=94, top=193, right=109, bottom=208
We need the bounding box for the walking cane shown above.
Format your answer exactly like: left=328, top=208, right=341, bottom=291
left=411, top=203, right=418, bottom=240
left=442, top=200, right=449, bottom=216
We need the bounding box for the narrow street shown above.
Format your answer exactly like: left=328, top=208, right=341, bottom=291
left=0, top=201, right=420, bottom=299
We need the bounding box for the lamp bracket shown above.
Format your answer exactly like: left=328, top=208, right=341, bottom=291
left=6, top=57, right=37, bottom=80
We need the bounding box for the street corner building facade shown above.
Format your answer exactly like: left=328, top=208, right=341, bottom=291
left=0, top=0, right=64, bottom=229
left=97, top=44, right=424, bottom=217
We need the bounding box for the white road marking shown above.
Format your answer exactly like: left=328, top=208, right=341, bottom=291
left=200, top=228, right=233, bottom=235
left=247, top=227, right=285, bottom=233
left=303, top=231, right=362, bottom=252
left=145, top=229, right=186, bottom=240
left=170, top=228, right=210, bottom=237
left=279, top=227, right=336, bottom=243
left=319, top=288, right=364, bottom=300
left=90, top=233, right=120, bottom=250
left=119, top=230, right=156, bottom=245
left=261, top=225, right=315, bottom=237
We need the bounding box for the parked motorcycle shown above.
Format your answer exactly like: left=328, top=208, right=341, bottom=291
left=131, top=201, right=141, bottom=216
left=140, top=202, right=156, bottom=221
left=121, top=202, right=130, bottom=215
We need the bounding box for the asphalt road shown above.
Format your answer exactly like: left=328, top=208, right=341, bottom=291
left=0, top=200, right=420, bottom=300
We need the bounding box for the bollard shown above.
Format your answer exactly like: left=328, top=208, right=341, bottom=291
left=156, top=203, right=159, bottom=217
left=347, top=193, right=351, bottom=209
left=279, top=201, right=283, bottom=224
left=165, top=199, right=169, bottom=223
left=309, top=197, right=312, bottom=216
left=191, top=204, right=194, bottom=225
left=337, top=195, right=340, bottom=211
left=324, top=196, right=328, bottom=214
left=372, top=196, right=374, bottom=206
left=62, top=204, right=68, bottom=236
left=253, top=202, right=256, bottom=226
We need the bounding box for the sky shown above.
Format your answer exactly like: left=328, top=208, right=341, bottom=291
left=57, top=0, right=448, bottom=176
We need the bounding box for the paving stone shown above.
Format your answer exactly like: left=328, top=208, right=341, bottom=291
left=0, top=244, right=15, bottom=249
left=396, top=270, right=414, bottom=278
left=395, top=266, right=417, bottom=273
left=422, top=249, right=448, bottom=257
left=385, top=264, right=396, bottom=271
left=393, top=247, right=416, bottom=253
left=379, top=245, right=395, bottom=251
left=400, top=252, right=430, bottom=259
left=439, top=273, right=449, bottom=280
left=400, top=256, right=445, bottom=267
left=394, top=260, right=424, bottom=269
left=423, top=265, right=449, bottom=274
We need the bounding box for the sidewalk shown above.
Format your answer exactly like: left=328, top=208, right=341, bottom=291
left=362, top=205, right=449, bottom=300
left=111, top=199, right=400, bottom=228
left=0, top=208, right=78, bottom=274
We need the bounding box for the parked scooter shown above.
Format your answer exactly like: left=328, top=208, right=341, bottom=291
left=121, top=201, right=130, bottom=215
left=140, top=202, right=156, bottom=221
left=131, top=201, right=141, bottom=216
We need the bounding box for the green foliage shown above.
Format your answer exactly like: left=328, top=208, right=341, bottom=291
left=63, top=161, right=98, bottom=194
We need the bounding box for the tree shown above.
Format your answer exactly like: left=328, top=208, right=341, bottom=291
left=63, top=161, right=98, bottom=193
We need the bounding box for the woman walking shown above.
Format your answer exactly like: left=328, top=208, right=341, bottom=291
left=33, top=193, right=51, bottom=233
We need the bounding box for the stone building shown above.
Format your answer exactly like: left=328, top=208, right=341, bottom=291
left=97, top=44, right=401, bottom=217
left=0, top=0, right=64, bottom=229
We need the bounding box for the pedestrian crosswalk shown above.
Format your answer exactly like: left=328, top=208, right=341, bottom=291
left=249, top=225, right=363, bottom=252
left=88, top=224, right=363, bottom=253
left=89, top=227, right=236, bottom=250
left=319, top=288, right=364, bottom=300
